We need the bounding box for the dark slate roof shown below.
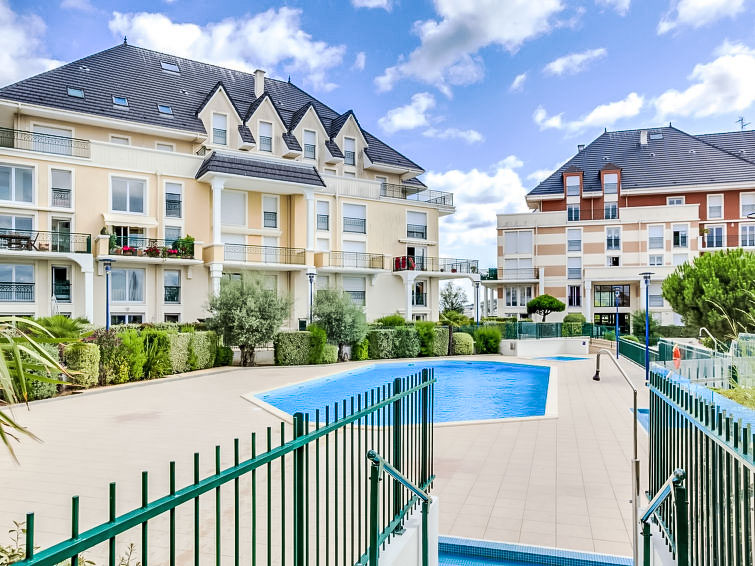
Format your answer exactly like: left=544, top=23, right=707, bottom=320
left=696, top=130, right=755, bottom=164
left=195, top=152, right=324, bottom=186
left=403, top=176, right=427, bottom=189
left=324, top=139, right=343, bottom=158
left=288, top=101, right=318, bottom=132
left=0, top=43, right=422, bottom=171
left=282, top=132, right=301, bottom=151
left=329, top=110, right=355, bottom=138
left=238, top=125, right=254, bottom=144
left=528, top=126, right=755, bottom=196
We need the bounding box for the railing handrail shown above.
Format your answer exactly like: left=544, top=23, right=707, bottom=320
left=640, top=469, right=688, bottom=566
left=367, top=450, right=429, bottom=502
left=224, top=243, right=305, bottom=254
left=641, top=468, right=685, bottom=523
left=0, top=126, right=90, bottom=145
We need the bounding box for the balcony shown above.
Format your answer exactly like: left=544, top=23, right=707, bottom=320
left=0, top=230, right=91, bottom=254
left=164, top=285, right=181, bottom=304
left=0, top=282, right=34, bottom=302
left=51, top=188, right=72, bottom=208
left=109, top=236, right=194, bottom=259
left=0, top=127, right=90, bottom=158
left=343, top=217, right=366, bottom=234
left=316, top=214, right=329, bottom=231
left=224, top=244, right=305, bottom=265
left=406, top=224, right=427, bottom=239
left=481, top=267, right=539, bottom=281
left=327, top=251, right=384, bottom=270
left=566, top=206, right=613, bottom=222
left=381, top=183, right=453, bottom=207
left=53, top=281, right=71, bottom=303
left=412, top=292, right=427, bottom=306
left=393, top=256, right=478, bottom=275
left=263, top=211, right=278, bottom=228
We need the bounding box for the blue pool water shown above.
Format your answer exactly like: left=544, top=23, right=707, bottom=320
left=257, top=360, right=550, bottom=423
left=537, top=355, right=588, bottom=361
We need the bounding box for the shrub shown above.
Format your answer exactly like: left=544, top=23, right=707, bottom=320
left=322, top=344, right=338, bottom=364
left=351, top=338, right=369, bottom=361
left=274, top=331, right=312, bottom=366
left=452, top=332, right=474, bottom=355
left=25, top=342, right=61, bottom=400
left=119, top=329, right=146, bottom=380
left=192, top=331, right=217, bottom=369
left=623, top=335, right=641, bottom=343
left=415, top=322, right=436, bottom=356
left=215, top=345, right=234, bottom=366
left=563, top=312, right=586, bottom=323
left=313, top=290, right=368, bottom=361
left=90, top=329, right=129, bottom=385
left=32, top=315, right=89, bottom=338
left=142, top=330, right=172, bottom=379
left=374, top=314, right=406, bottom=327
left=393, top=326, right=420, bottom=358
left=308, top=325, right=327, bottom=364
left=561, top=322, right=584, bottom=337
left=187, top=337, right=199, bottom=371
left=168, top=333, right=192, bottom=374
left=368, top=329, right=395, bottom=359
left=604, top=330, right=616, bottom=341
left=434, top=326, right=450, bottom=356
left=473, top=326, right=501, bottom=354
left=63, top=343, right=100, bottom=388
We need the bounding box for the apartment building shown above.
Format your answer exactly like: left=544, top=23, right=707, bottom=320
left=0, top=42, right=477, bottom=327
left=486, top=126, right=755, bottom=332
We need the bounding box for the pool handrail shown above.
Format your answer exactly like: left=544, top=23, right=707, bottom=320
left=640, top=468, right=688, bottom=566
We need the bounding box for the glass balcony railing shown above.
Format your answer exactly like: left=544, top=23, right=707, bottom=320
left=109, top=236, right=194, bottom=259
left=380, top=183, right=453, bottom=207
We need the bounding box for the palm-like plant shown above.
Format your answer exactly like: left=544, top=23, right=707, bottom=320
left=31, top=315, right=90, bottom=338
left=0, top=316, right=71, bottom=461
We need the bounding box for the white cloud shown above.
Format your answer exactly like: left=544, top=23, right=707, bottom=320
left=422, top=127, right=484, bottom=144
left=654, top=41, right=755, bottom=119
left=352, top=51, right=366, bottom=71
left=0, top=0, right=61, bottom=86
left=534, top=92, right=644, bottom=132
left=108, top=8, right=346, bottom=91
left=596, top=0, right=630, bottom=15
left=658, top=0, right=745, bottom=34
left=375, top=0, right=564, bottom=94
left=527, top=169, right=554, bottom=184
left=351, top=0, right=392, bottom=10
left=378, top=92, right=436, bottom=133
left=543, top=47, right=607, bottom=76
left=431, top=159, right=529, bottom=266
left=60, top=0, right=95, bottom=11
left=509, top=72, right=527, bottom=92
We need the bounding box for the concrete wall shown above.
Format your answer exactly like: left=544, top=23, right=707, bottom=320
left=378, top=497, right=439, bottom=566
left=500, top=337, right=590, bottom=357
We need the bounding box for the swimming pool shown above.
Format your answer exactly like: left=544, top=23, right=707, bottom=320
left=256, top=360, right=551, bottom=423
left=537, top=355, right=588, bottom=361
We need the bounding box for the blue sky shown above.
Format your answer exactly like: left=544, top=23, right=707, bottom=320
left=3, top=0, right=755, bottom=271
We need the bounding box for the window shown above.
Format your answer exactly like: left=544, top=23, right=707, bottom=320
left=567, top=257, right=581, bottom=280
left=505, top=286, right=532, bottom=307
left=503, top=258, right=533, bottom=278
left=648, top=284, right=664, bottom=308
left=344, top=138, right=356, bottom=166
left=343, top=276, right=366, bottom=306
left=673, top=253, right=687, bottom=266
left=112, top=96, right=128, bottom=107
left=316, top=237, right=329, bottom=251
left=567, top=228, right=581, bottom=252
left=741, top=193, right=755, bottom=218
left=111, top=314, right=143, bottom=325
left=112, top=226, right=144, bottom=249
left=51, top=169, right=72, bottom=208
left=343, top=171, right=356, bottom=178
left=603, top=172, right=618, bottom=194
left=708, top=194, right=723, bottom=219
left=343, top=203, right=366, bottom=233
left=221, top=190, right=245, bottom=226
left=407, top=211, right=427, bottom=239
left=667, top=196, right=685, bottom=206
left=567, top=204, right=580, bottom=221
left=604, top=202, right=618, bottom=220
left=316, top=274, right=329, bottom=291
left=0, top=264, right=34, bottom=302
left=741, top=225, right=755, bottom=247
left=706, top=225, right=724, bottom=248
left=164, top=269, right=180, bottom=304
left=158, top=104, right=173, bottom=115
left=156, top=143, right=174, bottom=152
left=161, top=61, right=180, bottom=73
left=111, top=177, right=145, bottom=213
left=0, top=164, right=33, bottom=203
left=303, top=130, right=316, bottom=159
left=212, top=114, right=227, bottom=145
left=648, top=225, right=664, bottom=250
left=111, top=268, right=145, bottom=302
left=649, top=255, right=664, bottom=266
left=164, top=314, right=180, bottom=323
left=165, top=226, right=181, bottom=243
left=672, top=224, right=688, bottom=248
left=606, top=227, right=621, bottom=250
left=566, top=175, right=580, bottom=196
left=165, top=182, right=182, bottom=218
left=607, top=256, right=620, bottom=267
left=316, top=201, right=329, bottom=231
left=110, top=135, right=129, bottom=145
left=504, top=230, right=533, bottom=254
left=259, top=122, right=272, bottom=152
left=0, top=214, right=33, bottom=235
left=67, top=87, right=84, bottom=98
left=568, top=285, right=581, bottom=307
left=594, top=285, right=629, bottom=308
left=263, top=196, right=278, bottom=228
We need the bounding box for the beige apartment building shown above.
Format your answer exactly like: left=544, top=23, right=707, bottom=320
left=486, top=126, right=755, bottom=332
left=0, top=42, right=478, bottom=327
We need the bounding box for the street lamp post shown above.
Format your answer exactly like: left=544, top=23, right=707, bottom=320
left=99, top=259, right=114, bottom=331
left=613, top=287, right=621, bottom=359
left=474, top=281, right=480, bottom=326
left=306, top=270, right=316, bottom=325
left=639, top=272, right=654, bottom=381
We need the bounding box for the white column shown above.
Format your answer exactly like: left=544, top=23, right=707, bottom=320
left=305, top=191, right=315, bottom=251
left=84, top=268, right=94, bottom=323
left=405, top=279, right=413, bottom=321
left=584, top=279, right=592, bottom=320
left=209, top=263, right=223, bottom=296
left=211, top=178, right=225, bottom=246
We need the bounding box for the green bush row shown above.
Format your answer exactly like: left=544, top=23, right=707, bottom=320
left=452, top=332, right=474, bottom=355
left=273, top=326, right=340, bottom=365
left=365, top=326, right=450, bottom=360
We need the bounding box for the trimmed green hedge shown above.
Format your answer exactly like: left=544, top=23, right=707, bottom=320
left=63, top=343, right=100, bottom=388
left=26, top=342, right=61, bottom=400
left=368, top=329, right=394, bottom=359
left=434, top=326, right=450, bottom=356
left=452, top=332, right=474, bottom=355
left=351, top=338, right=369, bottom=361
left=393, top=326, right=420, bottom=358
left=473, top=326, right=501, bottom=354
left=322, top=344, right=338, bottom=364
left=168, top=333, right=192, bottom=374
left=192, top=331, right=217, bottom=369
left=561, top=322, right=583, bottom=337
left=215, top=345, right=233, bottom=366
left=275, top=331, right=312, bottom=366
left=308, top=325, right=327, bottom=364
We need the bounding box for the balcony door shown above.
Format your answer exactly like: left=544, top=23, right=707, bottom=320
left=51, top=265, right=71, bottom=303
left=407, top=245, right=426, bottom=270
left=51, top=218, right=71, bottom=252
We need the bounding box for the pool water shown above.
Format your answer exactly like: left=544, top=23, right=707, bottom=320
left=257, top=360, right=550, bottom=423
left=537, top=355, right=588, bottom=361
left=440, top=552, right=530, bottom=565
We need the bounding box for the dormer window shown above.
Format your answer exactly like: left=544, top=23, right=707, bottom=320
left=565, top=175, right=580, bottom=196
left=212, top=113, right=227, bottom=146
left=303, top=130, right=316, bottom=159
left=160, top=61, right=180, bottom=73
left=259, top=122, right=272, bottom=152
left=113, top=96, right=128, bottom=107
left=603, top=172, right=618, bottom=194
left=344, top=137, right=355, bottom=166
left=67, top=87, right=84, bottom=98
left=158, top=104, right=173, bottom=115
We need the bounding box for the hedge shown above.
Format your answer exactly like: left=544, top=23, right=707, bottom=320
left=561, top=322, right=583, bottom=337
left=351, top=338, right=369, bottom=361
left=168, top=333, right=192, bottom=374
left=322, top=344, right=338, bottom=364
left=415, top=322, right=436, bottom=356
left=142, top=330, right=172, bottom=380
left=393, top=326, right=420, bottom=358
left=274, top=331, right=312, bottom=366
left=215, top=345, right=233, bottom=366
left=434, top=327, right=450, bottom=356
left=473, top=326, right=502, bottom=354
left=368, top=329, right=394, bottom=359
left=192, top=331, right=217, bottom=369
left=63, top=343, right=100, bottom=388
left=26, top=342, right=61, bottom=400
left=308, top=325, right=327, bottom=364
left=452, top=332, right=474, bottom=355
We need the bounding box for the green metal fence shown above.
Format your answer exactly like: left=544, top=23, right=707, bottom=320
left=649, top=366, right=755, bottom=566
left=458, top=321, right=612, bottom=340
left=618, top=337, right=658, bottom=368
left=15, top=370, right=435, bottom=566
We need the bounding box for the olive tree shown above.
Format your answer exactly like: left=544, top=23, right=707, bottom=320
left=312, top=290, right=368, bottom=361
left=526, top=294, right=565, bottom=322
left=207, top=274, right=290, bottom=366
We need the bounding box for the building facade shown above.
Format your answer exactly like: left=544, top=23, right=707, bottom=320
left=487, top=126, right=755, bottom=331
left=0, top=43, right=478, bottom=327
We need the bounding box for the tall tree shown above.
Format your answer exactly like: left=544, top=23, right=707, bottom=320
left=526, top=294, right=565, bottom=321
left=440, top=282, right=468, bottom=314
left=312, top=290, right=368, bottom=361
left=207, top=274, right=290, bottom=366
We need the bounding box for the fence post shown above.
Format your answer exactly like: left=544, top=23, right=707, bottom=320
left=674, top=481, right=689, bottom=566
left=641, top=521, right=651, bottom=566
left=293, top=412, right=305, bottom=566
left=369, top=461, right=380, bottom=566
left=421, top=500, right=429, bottom=566
left=392, top=377, right=403, bottom=531
left=421, top=369, right=429, bottom=484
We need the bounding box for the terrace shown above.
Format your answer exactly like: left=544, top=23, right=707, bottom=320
left=393, top=255, right=479, bottom=275
left=224, top=243, right=306, bottom=267
left=0, top=229, right=91, bottom=254
left=0, top=127, right=91, bottom=159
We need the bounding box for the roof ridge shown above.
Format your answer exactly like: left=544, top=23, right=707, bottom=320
left=671, top=125, right=755, bottom=168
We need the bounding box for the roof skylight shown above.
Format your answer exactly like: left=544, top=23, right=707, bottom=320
left=161, top=61, right=180, bottom=73
left=67, top=87, right=84, bottom=98
left=113, top=96, right=128, bottom=107
left=158, top=104, right=173, bottom=115
left=650, top=133, right=663, bottom=140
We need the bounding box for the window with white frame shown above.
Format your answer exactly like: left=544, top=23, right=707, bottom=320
left=503, top=258, right=533, bottom=279
left=567, top=204, right=580, bottom=221
left=0, top=214, right=33, bottom=235
left=741, top=193, right=755, bottom=218
left=343, top=240, right=367, bottom=268
left=343, top=276, right=366, bottom=306
left=156, top=142, right=174, bottom=152
left=649, top=255, right=664, bottom=266
left=0, top=164, right=33, bottom=203
left=316, top=274, right=329, bottom=291
left=111, top=268, right=145, bottom=302
left=706, top=224, right=724, bottom=248
left=212, top=113, right=227, bottom=145
left=741, top=224, right=755, bottom=247
left=672, top=253, right=688, bottom=266
left=504, top=230, right=533, bottom=254
left=0, top=264, right=34, bottom=301
left=165, top=226, right=182, bottom=243
left=567, top=257, right=581, bottom=279
left=344, top=137, right=356, bottom=166
left=407, top=211, right=427, bottom=239
left=110, top=135, right=129, bottom=145
left=164, top=269, right=180, bottom=304
left=316, top=200, right=329, bottom=231
left=263, top=196, right=278, bottom=228
left=303, top=130, right=316, bottom=159
left=111, top=177, right=145, bottom=213
left=50, top=169, right=72, bottom=208
left=111, top=314, right=143, bottom=325
left=343, top=203, right=366, bottom=234
left=567, top=228, right=581, bottom=252
left=708, top=195, right=723, bottom=219
left=505, top=286, right=532, bottom=307
left=165, top=182, right=182, bottom=218
left=259, top=122, right=273, bottom=152
left=648, top=284, right=664, bottom=308
left=607, top=255, right=620, bottom=267
left=566, top=175, right=580, bottom=196
left=568, top=285, right=581, bottom=307
left=667, top=196, right=685, bottom=206
left=603, top=172, right=618, bottom=194
left=221, top=190, right=245, bottom=226
left=648, top=225, right=664, bottom=250
left=606, top=227, right=621, bottom=250
left=672, top=224, right=688, bottom=248
left=604, top=202, right=618, bottom=220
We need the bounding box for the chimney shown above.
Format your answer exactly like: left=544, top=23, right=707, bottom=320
left=639, top=130, right=648, bottom=146
left=254, top=69, right=266, bottom=98
left=577, top=144, right=585, bottom=152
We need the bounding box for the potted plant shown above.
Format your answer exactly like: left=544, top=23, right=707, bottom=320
left=108, top=233, right=117, bottom=253
left=136, top=248, right=144, bottom=257
left=177, top=235, right=195, bottom=258
left=166, top=248, right=179, bottom=259
left=122, top=245, right=135, bottom=256
left=145, top=246, right=161, bottom=258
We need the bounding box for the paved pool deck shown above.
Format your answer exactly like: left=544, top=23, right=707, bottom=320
left=0, top=354, right=646, bottom=558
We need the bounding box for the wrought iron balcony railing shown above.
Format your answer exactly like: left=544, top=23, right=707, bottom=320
left=392, top=255, right=478, bottom=274
left=259, top=136, right=272, bottom=152
left=0, top=230, right=91, bottom=253
left=224, top=244, right=306, bottom=265
left=0, top=282, right=34, bottom=302
left=343, top=217, right=366, bottom=234
left=406, top=224, right=427, bottom=239
left=701, top=232, right=755, bottom=249
left=328, top=251, right=384, bottom=269
left=0, top=127, right=91, bottom=158
left=316, top=214, right=329, bottom=231
left=109, top=236, right=194, bottom=259
left=344, top=150, right=355, bottom=166
left=380, top=183, right=453, bottom=207
left=164, top=285, right=181, bottom=304
left=263, top=211, right=277, bottom=228
left=51, top=188, right=72, bottom=208
left=53, top=281, right=71, bottom=303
